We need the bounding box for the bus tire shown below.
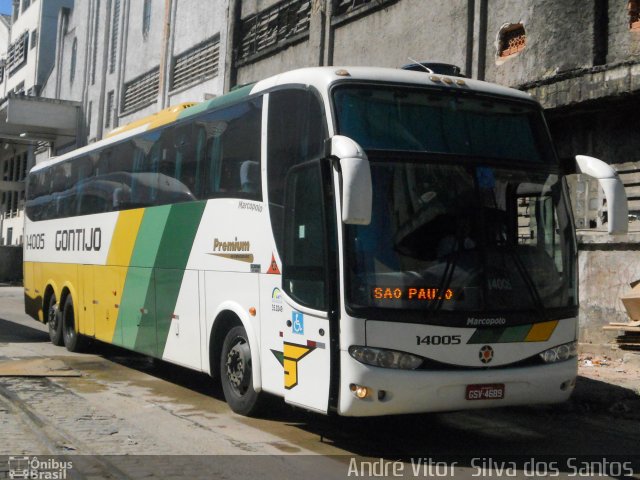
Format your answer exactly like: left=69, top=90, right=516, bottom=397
left=62, top=296, right=88, bottom=353
left=220, top=325, right=263, bottom=416
left=47, top=293, right=63, bottom=346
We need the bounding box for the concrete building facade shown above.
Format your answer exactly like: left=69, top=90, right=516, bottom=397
left=42, top=0, right=229, bottom=145
left=0, top=0, right=76, bottom=250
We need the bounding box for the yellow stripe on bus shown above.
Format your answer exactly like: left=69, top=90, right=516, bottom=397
left=525, top=320, right=558, bottom=342
left=91, top=209, right=145, bottom=342
left=106, top=209, right=145, bottom=266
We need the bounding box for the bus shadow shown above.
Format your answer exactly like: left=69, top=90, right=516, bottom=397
left=91, top=342, right=225, bottom=399
left=76, top=345, right=640, bottom=461
left=288, top=376, right=640, bottom=459
left=0, top=317, right=50, bottom=343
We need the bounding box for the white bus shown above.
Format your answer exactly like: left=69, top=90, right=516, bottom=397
left=23, top=67, right=627, bottom=416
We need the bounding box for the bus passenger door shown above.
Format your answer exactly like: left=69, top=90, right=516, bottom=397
left=281, top=160, right=336, bottom=414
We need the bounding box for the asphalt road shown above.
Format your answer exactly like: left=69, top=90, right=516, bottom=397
left=1, top=286, right=639, bottom=480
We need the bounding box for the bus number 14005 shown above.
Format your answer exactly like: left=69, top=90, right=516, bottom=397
left=416, top=335, right=461, bottom=346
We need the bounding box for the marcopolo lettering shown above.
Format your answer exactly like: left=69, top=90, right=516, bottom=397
left=55, top=228, right=102, bottom=252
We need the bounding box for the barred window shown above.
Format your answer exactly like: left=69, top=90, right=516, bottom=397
left=171, top=37, right=219, bottom=91
left=630, top=0, right=640, bottom=29
left=238, top=0, right=311, bottom=62
left=122, top=68, right=159, bottom=114
left=7, top=32, right=29, bottom=76
left=499, top=24, right=526, bottom=58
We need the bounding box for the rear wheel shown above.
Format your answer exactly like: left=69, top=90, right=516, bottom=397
left=62, top=296, right=88, bottom=352
left=47, top=293, right=63, bottom=346
left=220, top=325, right=263, bottom=416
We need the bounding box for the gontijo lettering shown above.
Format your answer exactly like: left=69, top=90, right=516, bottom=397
left=55, top=228, right=102, bottom=251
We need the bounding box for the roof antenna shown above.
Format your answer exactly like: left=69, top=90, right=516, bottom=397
left=407, top=57, right=433, bottom=74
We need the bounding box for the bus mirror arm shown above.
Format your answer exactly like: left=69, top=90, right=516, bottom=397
left=575, top=155, right=628, bottom=235
left=330, top=135, right=372, bottom=225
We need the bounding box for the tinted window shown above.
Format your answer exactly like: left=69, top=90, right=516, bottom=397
left=25, top=97, right=264, bottom=221
left=267, top=88, right=326, bottom=254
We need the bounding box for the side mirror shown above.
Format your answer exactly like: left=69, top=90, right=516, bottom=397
left=575, top=155, right=628, bottom=235
left=330, top=135, right=372, bottom=225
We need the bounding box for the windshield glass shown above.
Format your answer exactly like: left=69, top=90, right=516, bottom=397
left=344, top=161, right=576, bottom=319
left=333, top=85, right=577, bottom=323
left=333, top=85, right=554, bottom=164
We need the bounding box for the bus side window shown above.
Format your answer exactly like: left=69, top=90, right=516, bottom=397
left=202, top=98, right=263, bottom=200
left=267, top=88, right=327, bottom=255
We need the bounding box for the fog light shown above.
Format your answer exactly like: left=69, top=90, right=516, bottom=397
left=560, top=378, right=576, bottom=391
left=350, top=383, right=370, bottom=399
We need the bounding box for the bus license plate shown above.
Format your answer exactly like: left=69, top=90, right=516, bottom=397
left=465, top=384, right=505, bottom=400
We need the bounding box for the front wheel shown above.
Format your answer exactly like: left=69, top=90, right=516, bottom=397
left=220, top=325, right=263, bottom=416
left=47, top=293, right=63, bottom=346
left=62, top=296, right=88, bottom=352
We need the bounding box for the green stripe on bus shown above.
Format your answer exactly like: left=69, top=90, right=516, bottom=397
left=467, top=324, right=535, bottom=344
left=499, top=324, right=532, bottom=343
left=116, top=206, right=171, bottom=350
left=134, top=201, right=206, bottom=356
left=467, top=328, right=505, bottom=344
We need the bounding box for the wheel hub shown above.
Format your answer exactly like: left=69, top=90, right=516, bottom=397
left=226, top=340, right=250, bottom=393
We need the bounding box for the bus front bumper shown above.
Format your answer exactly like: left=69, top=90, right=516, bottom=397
left=338, top=351, right=577, bottom=416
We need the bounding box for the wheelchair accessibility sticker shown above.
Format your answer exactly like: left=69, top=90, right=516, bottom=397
left=292, top=311, right=304, bottom=335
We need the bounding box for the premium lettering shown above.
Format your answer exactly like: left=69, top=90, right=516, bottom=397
left=213, top=237, right=250, bottom=252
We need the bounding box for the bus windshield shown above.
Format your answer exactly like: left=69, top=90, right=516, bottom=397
left=333, top=85, right=577, bottom=322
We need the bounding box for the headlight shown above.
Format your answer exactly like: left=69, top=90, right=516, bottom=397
left=349, top=346, right=423, bottom=370
left=539, top=341, right=577, bottom=364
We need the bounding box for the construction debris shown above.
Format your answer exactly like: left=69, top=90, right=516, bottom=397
left=604, top=281, right=640, bottom=351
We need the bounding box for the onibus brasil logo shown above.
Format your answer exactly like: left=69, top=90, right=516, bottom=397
left=8, top=456, right=73, bottom=479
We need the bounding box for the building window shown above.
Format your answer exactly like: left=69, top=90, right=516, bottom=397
left=333, top=0, right=396, bottom=17
left=70, top=37, right=77, bottom=84
left=110, top=0, right=120, bottom=73
left=91, top=0, right=100, bottom=85
left=12, top=0, right=19, bottom=22
left=87, top=101, right=93, bottom=137
left=30, top=29, right=37, bottom=49
left=21, top=0, right=30, bottom=13
left=7, top=31, right=29, bottom=76
left=238, top=0, right=311, bottom=63
left=105, top=90, right=114, bottom=128
left=142, top=0, right=151, bottom=37
left=171, top=36, right=220, bottom=91
left=498, top=23, right=526, bottom=58
left=122, top=67, right=160, bottom=114
left=630, top=1, right=640, bottom=29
